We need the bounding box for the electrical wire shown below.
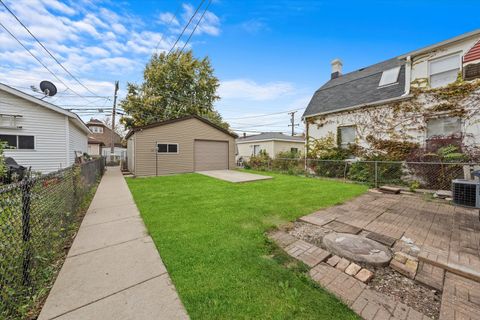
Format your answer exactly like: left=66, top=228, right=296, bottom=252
left=154, top=2, right=183, bottom=53
left=178, top=0, right=212, bottom=53
left=0, top=21, right=90, bottom=101
left=166, top=0, right=206, bottom=55
left=0, top=0, right=105, bottom=99
left=224, top=108, right=306, bottom=120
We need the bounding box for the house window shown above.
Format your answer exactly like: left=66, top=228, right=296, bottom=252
left=429, top=54, right=460, bottom=88
left=426, top=117, right=461, bottom=138
left=0, top=134, right=35, bottom=149
left=379, top=66, right=401, bottom=87
left=291, top=147, right=299, bottom=154
left=157, top=143, right=178, bottom=153
left=338, top=126, right=356, bottom=148
left=253, top=145, right=261, bottom=156
left=90, top=126, right=103, bottom=133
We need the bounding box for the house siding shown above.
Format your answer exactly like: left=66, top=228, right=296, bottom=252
left=236, top=140, right=305, bottom=159
left=68, top=120, right=88, bottom=165
left=1, top=90, right=69, bottom=173
left=132, top=118, right=235, bottom=176
left=273, top=141, right=305, bottom=155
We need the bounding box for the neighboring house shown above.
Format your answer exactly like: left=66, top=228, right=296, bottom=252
left=86, top=118, right=126, bottom=158
left=0, top=83, right=90, bottom=173
left=236, top=132, right=305, bottom=160
left=303, top=30, right=480, bottom=154
left=125, top=115, right=237, bottom=176
left=87, top=136, right=104, bottom=156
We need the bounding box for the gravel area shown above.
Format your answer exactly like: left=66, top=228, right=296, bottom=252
left=287, top=220, right=441, bottom=319
left=368, top=266, right=441, bottom=319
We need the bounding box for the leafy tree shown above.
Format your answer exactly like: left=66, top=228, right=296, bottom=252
left=120, top=50, right=229, bottom=129
left=0, top=141, right=7, bottom=181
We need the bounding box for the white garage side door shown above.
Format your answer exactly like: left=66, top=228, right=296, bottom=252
left=194, top=140, right=229, bottom=171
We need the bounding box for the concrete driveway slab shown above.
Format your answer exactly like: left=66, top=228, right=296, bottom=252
left=53, top=274, right=188, bottom=320
left=197, top=170, right=272, bottom=183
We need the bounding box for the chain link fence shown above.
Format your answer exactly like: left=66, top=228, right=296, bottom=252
left=0, top=158, right=105, bottom=319
left=242, top=157, right=479, bottom=191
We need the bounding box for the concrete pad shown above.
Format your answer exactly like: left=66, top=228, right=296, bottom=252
left=197, top=170, right=272, bottom=183
left=323, top=233, right=392, bottom=266
left=68, top=217, right=147, bottom=256
left=53, top=275, right=188, bottom=320
left=81, top=204, right=139, bottom=226
left=39, top=237, right=166, bottom=320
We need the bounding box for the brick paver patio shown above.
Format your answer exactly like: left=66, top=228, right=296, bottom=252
left=275, top=190, right=480, bottom=320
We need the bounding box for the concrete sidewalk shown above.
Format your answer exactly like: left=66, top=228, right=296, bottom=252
left=39, top=167, right=189, bottom=320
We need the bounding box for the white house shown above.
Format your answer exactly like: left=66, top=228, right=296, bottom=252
left=236, top=132, right=305, bottom=160
left=0, top=83, right=90, bottom=173
left=303, top=30, right=480, bottom=155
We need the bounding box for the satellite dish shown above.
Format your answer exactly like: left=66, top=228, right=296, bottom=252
left=39, top=81, right=57, bottom=97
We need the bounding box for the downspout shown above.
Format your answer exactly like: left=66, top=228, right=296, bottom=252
left=403, top=55, right=412, bottom=96
left=304, top=118, right=309, bottom=172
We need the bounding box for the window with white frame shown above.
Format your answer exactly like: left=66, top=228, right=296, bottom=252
left=426, top=117, right=461, bottom=138
left=338, top=126, right=356, bottom=148
left=157, top=143, right=178, bottom=153
left=90, top=126, right=103, bottom=133
left=0, top=134, right=35, bottom=149
left=379, top=66, right=401, bottom=87
left=291, top=147, right=299, bottom=154
left=253, top=145, right=261, bottom=156
left=429, top=54, right=460, bottom=88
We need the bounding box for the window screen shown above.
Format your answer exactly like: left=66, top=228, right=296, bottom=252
left=168, top=144, right=178, bottom=153
left=291, top=147, right=299, bottom=153
left=429, top=54, right=460, bottom=88
left=427, top=117, right=461, bottom=138
left=18, top=136, right=34, bottom=149
left=379, top=67, right=401, bottom=86
left=253, top=145, right=261, bottom=156
left=339, top=126, right=356, bottom=148
left=0, top=134, right=17, bottom=148
left=157, top=143, right=178, bottom=153
left=157, top=144, right=168, bottom=153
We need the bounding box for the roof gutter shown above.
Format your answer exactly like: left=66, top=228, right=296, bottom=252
left=302, top=95, right=413, bottom=120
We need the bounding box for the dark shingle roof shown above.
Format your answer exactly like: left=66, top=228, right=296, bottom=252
left=237, top=132, right=304, bottom=143
left=302, top=58, right=407, bottom=118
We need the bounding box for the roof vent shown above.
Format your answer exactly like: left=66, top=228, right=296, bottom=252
left=331, top=58, right=343, bottom=79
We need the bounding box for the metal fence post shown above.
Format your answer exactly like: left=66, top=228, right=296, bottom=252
left=374, top=161, right=378, bottom=188
left=21, top=178, right=33, bottom=287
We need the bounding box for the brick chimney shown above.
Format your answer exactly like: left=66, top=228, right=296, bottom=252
left=331, top=58, right=343, bottom=79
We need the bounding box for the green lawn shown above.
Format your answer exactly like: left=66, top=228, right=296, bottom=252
left=127, top=171, right=367, bottom=319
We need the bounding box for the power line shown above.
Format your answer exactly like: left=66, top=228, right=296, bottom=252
left=166, top=0, right=206, bottom=55
left=154, top=2, right=183, bottom=53
left=224, top=108, right=305, bottom=120
left=0, top=0, right=104, bottom=99
left=0, top=21, right=89, bottom=101
left=178, top=0, right=212, bottom=53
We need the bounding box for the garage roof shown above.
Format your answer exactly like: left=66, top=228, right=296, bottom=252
left=125, top=115, right=238, bottom=139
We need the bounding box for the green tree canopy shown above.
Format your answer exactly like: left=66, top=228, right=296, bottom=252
left=120, top=50, right=229, bottom=129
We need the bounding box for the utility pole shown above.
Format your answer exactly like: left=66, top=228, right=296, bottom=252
left=288, top=111, right=299, bottom=136
left=110, top=81, right=119, bottom=159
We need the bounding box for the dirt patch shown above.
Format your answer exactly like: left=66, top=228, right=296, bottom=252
left=286, top=221, right=333, bottom=247
left=367, top=265, right=441, bottom=319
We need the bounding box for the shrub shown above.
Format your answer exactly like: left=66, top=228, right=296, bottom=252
left=246, top=150, right=271, bottom=171
left=271, top=150, right=304, bottom=175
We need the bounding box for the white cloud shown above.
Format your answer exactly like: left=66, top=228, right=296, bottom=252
left=241, top=19, right=268, bottom=34
left=219, top=79, right=295, bottom=101
left=158, top=12, right=180, bottom=27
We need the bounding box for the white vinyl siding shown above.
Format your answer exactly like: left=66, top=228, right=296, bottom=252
left=429, top=54, right=460, bottom=88
left=69, top=120, right=88, bottom=165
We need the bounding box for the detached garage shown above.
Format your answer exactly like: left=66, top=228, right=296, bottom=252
left=126, top=115, right=237, bottom=176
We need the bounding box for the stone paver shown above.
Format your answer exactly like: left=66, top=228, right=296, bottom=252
left=355, top=268, right=374, bottom=283
left=415, top=261, right=445, bottom=291
left=345, top=263, right=362, bottom=276
left=326, top=255, right=341, bottom=267
left=323, top=220, right=362, bottom=234
left=439, top=272, right=480, bottom=320
left=197, top=170, right=272, bottom=183
left=38, top=167, right=188, bottom=320
left=284, top=239, right=330, bottom=267
left=335, top=258, right=350, bottom=272
left=268, top=230, right=296, bottom=248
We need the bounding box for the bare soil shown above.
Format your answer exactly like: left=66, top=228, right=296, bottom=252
left=287, top=221, right=441, bottom=319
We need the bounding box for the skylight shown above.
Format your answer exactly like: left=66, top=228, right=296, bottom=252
left=379, top=66, right=401, bottom=87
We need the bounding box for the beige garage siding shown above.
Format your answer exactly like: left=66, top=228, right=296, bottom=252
left=194, top=140, right=229, bottom=171
left=133, top=117, right=235, bottom=176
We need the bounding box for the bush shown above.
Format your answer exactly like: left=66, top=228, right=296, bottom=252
left=271, top=151, right=304, bottom=175
left=246, top=150, right=271, bottom=171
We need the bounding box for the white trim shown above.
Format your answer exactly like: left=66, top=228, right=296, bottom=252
left=0, top=83, right=91, bottom=135
left=427, top=52, right=462, bottom=88
left=236, top=138, right=305, bottom=144
left=404, top=55, right=412, bottom=95
left=302, top=95, right=413, bottom=120
left=65, top=116, right=70, bottom=165
left=156, top=142, right=179, bottom=154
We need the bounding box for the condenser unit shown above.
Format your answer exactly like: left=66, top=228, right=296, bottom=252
left=452, top=179, right=480, bottom=208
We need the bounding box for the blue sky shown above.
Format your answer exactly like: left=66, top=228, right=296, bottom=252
left=1, top=0, right=479, bottom=134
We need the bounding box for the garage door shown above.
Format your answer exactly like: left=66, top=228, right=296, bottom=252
left=194, top=140, right=229, bottom=171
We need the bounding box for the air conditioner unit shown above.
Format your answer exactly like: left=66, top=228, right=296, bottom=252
left=452, top=179, right=480, bottom=208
